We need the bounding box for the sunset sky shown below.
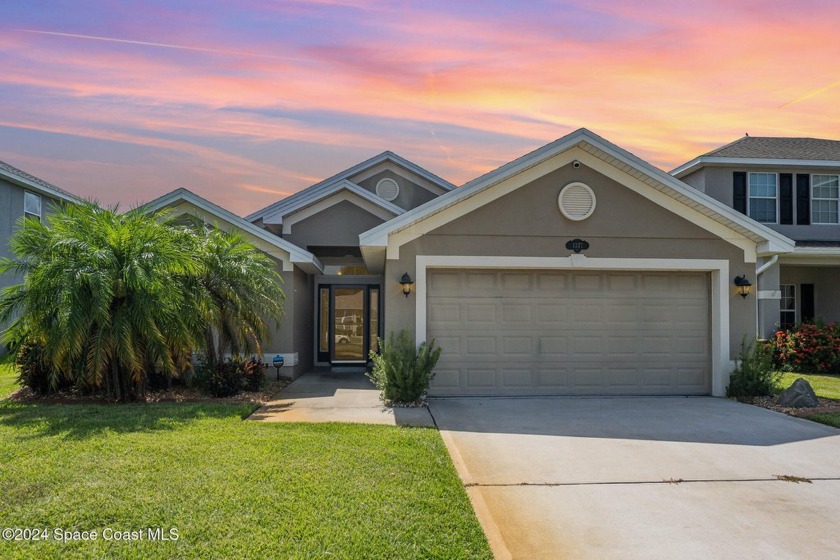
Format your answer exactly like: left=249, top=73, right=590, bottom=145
left=2, top=0, right=840, bottom=215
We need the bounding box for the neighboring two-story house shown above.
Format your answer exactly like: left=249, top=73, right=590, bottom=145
left=672, top=137, right=840, bottom=338
left=0, top=161, right=81, bottom=353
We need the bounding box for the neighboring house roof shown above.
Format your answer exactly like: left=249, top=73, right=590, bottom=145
left=0, top=159, right=82, bottom=204
left=246, top=151, right=455, bottom=223
left=139, top=188, right=322, bottom=274
left=261, top=179, right=405, bottom=227
left=360, top=128, right=795, bottom=270
left=671, top=136, right=840, bottom=177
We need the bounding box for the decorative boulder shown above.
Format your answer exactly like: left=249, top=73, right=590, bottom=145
left=776, top=378, right=819, bottom=408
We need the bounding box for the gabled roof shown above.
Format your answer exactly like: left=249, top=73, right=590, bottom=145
left=246, top=151, right=455, bottom=223
left=360, top=128, right=795, bottom=269
left=671, top=136, right=840, bottom=177
left=0, top=159, right=82, bottom=204
left=261, top=179, right=404, bottom=226
left=139, top=188, right=322, bottom=274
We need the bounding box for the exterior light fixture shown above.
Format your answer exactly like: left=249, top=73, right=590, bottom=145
left=400, top=273, right=414, bottom=297
left=733, top=275, right=752, bottom=299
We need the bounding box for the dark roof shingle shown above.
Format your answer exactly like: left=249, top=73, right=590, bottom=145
left=703, top=136, right=840, bottom=161
left=0, top=160, right=81, bottom=201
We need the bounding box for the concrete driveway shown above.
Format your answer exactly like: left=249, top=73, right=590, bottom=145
left=429, top=397, right=840, bottom=559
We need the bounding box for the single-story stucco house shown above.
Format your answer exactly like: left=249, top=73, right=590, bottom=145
left=5, top=129, right=839, bottom=395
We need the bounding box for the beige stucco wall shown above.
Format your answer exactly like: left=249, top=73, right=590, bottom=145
left=356, top=170, right=439, bottom=211
left=383, top=162, right=755, bottom=360
left=262, top=263, right=312, bottom=379
left=283, top=199, right=385, bottom=250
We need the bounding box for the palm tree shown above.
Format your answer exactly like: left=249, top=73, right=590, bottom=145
left=0, top=202, right=199, bottom=401
left=188, top=224, right=285, bottom=371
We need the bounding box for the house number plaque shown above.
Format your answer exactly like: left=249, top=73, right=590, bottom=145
left=565, top=238, right=589, bottom=254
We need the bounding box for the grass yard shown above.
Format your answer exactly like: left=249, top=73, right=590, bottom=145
left=778, top=372, right=840, bottom=400
left=0, top=364, right=491, bottom=559
left=777, top=371, right=840, bottom=428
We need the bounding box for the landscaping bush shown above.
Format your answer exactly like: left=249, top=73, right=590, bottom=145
left=727, top=337, right=782, bottom=399
left=772, top=322, right=840, bottom=374
left=367, top=329, right=441, bottom=404
left=15, top=337, right=75, bottom=395
left=194, top=355, right=266, bottom=397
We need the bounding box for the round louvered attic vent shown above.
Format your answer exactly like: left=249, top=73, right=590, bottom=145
left=375, top=178, right=400, bottom=201
left=558, top=182, right=596, bottom=221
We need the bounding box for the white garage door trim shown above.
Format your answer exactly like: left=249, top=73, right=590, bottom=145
left=415, top=255, right=731, bottom=397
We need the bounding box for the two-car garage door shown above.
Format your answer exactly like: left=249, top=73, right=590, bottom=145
left=427, top=269, right=711, bottom=396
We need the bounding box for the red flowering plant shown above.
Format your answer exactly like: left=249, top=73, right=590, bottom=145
left=772, top=321, right=840, bottom=374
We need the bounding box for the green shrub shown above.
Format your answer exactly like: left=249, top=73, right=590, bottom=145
left=15, top=338, right=74, bottom=395
left=367, top=330, right=441, bottom=404
left=772, top=321, right=840, bottom=374
left=240, top=357, right=266, bottom=392
left=727, top=338, right=782, bottom=398
left=194, top=354, right=266, bottom=397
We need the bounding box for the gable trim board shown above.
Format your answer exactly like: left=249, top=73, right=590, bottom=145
left=672, top=157, right=840, bottom=178
left=360, top=129, right=794, bottom=271
left=349, top=161, right=453, bottom=196
left=246, top=151, right=454, bottom=223
left=140, top=188, right=322, bottom=273
left=0, top=162, right=81, bottom=205
left=263, top=181, right=404, bottom=231
left=415, top=255, right=730, bottom=397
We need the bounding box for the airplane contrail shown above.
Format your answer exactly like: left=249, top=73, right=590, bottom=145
left=17, top=29, right=302, bottom=62
left=779, top=78, right=840, bottom=108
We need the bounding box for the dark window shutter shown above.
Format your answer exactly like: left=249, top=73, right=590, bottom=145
left=779, top=173, right=793, bottom=224
left=801, top=284, right=815, bottom=322
left=796, top=174, right=811, bottom=225
left=733, top=172, right=747, bottom=214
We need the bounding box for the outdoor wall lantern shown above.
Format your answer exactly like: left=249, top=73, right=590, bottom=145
left=400, top=273, right=414, bottom=297
left=733, top=275, right=752, bottom=299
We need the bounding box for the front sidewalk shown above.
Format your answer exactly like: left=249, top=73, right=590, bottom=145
left=247, top=371, right=435, bottom=427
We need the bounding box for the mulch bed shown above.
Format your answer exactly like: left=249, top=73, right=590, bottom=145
left=7, top=379, right=291, bottom=406
left=741, top=395, right=840, bottom=419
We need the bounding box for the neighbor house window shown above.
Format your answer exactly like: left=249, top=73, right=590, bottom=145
left=748, top=173, right=777, bottom=223
left=780, top=284, right=796, bottom=330
left=24, top=191, right=42, bottom=222
left=811, top=174, right=839, bottom=224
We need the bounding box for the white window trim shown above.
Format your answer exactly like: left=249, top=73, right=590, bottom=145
left=779, top=284, right=796, bottom=327
left=747, top=172, right=778, bottom=224
left=414, top=254, right=731, bottom=397
left=810, top=174, right=840, bottom=225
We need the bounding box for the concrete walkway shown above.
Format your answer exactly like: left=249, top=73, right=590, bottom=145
left=248, top=372, right=435, bottom=427
left=430, top=396, right=840, bottom=560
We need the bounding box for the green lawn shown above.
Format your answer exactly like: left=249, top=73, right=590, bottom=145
left=777, top=372, right=840, bottom=428
left=778, top=372, right=840, bottom=400
left=0, top=364, right=490, bottom=559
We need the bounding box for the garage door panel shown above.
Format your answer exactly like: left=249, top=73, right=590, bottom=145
left=427, top=269, right=711, bottom=396
left=502, top=304, right=532, bottom=323
left=465, top=337, right=496, bottom=355
left=502, top=368, right=532, bottom=387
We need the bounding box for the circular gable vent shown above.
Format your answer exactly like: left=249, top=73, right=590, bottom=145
left=558, top=182, right=596, bottom=221
left=375, top=178, right=400, bottom=201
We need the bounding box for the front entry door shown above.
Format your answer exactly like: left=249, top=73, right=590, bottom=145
left=317, top=285, right=380, bottom=365
left=333, top=287, right=365, bottom=362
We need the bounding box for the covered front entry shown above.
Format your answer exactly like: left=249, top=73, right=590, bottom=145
left=427, top=269, right=711, bottom=396
left=316, top=281, right=381, bottom=365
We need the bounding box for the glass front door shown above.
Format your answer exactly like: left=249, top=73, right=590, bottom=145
left=317, top=285, right=381, bottom=364
left=333, top=287, right=365, bottom=362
